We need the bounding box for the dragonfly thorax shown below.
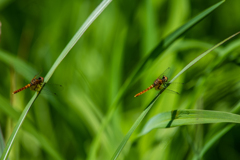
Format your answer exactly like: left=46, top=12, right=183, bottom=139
left=153, top=76, right=168, bottom=86
left=30, top=77, right=44, bottom=85
left=134, top=68, right=178, bottom=97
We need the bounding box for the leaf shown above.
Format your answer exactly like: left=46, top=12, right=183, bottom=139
left=97, top=1, right=226, bottom=160
left=0, top=128, right=5, bottom=157
left=110, top=1, right=240, bottom=159
left=0, top=0, right=112, bottom=159
left=139, top=109, right=240, bottom=136
left=0, top=50, right=36, bottom=80
left=0, top=95, right=63, bottom=160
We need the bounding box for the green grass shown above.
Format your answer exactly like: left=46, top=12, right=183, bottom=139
left=1, top=0, right=240, bottom=159
left=111, top=30, right=240, bottom=160
left=1, top=0, right=112, bottom=159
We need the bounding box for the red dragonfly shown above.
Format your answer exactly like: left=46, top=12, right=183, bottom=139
left=13, top=75, right=44, bottom=94
left=134, top=68, right=179, bottom=97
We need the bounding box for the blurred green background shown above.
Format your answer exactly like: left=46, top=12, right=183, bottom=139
left=1, top=0, right=240, bottom=159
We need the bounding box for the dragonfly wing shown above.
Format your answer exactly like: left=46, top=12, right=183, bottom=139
left=166, top=82, right=184, bottom=85
left=164, top=88, right=180, bottom=95
left=32, top=70, right=43, bottom=81
left=158, top=67, right=170, bottom=79
left=42, top=83, right=63, bottom=96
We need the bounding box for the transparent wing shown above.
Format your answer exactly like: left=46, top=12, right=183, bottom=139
left=165, top=82, right=184, bottom=86
left=42, top=83, right=63, bottom=96
left=32, top=70, right=43, bottom=80
left=164, top=88, right=180, bottom=95
left=157, top=67, right=170, bottom=79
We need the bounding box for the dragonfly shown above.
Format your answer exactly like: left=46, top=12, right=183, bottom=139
left=13, top=75, right=44, bottom=94
left=134, top=68, right=179, bottom=97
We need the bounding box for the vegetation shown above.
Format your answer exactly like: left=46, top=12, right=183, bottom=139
left=0, top=0, right=240, bottom=159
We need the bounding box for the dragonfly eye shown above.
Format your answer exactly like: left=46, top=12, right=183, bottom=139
left=163, top=76, right=168, bottom=82
left=38, top=77, right=44, bottom=82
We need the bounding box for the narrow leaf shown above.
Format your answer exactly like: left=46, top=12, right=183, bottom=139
left=111, top=5, right=240, bottom=160
left=0, top=0, right=112, bottom=159
left=96, top=1, right=225, bottom=159
left=139, top=109, right=240, bottom=136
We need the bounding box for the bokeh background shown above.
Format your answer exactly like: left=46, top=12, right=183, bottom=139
left=1, top=0, right=240, bottom=159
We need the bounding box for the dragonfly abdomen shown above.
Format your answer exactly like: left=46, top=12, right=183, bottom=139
left=134, top=84, right=154, bottom=97
left=12, top=84, right=31, bottom=94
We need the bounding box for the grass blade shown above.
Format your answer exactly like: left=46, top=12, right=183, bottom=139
left=139, top=109, right=240, bottom=136
left=90, top=1, right=225, bottom=159
left=195, top=101, right=240, bottom=159
left=44, top=0, right=112, bottom=82
left=0, top=1, right=112, bottom=159
left=197, top=124, right=234, bottom=160
left=0, top=92, right=40, bottom=160
left=110, top=31, right=240, bottom=160
left=169, top=31, right=240, bottom=83
left=119, top=0, right=226, bottom=101
left=111, top=90, right=164, bottom=160
left=0, top=128, right=5, bottom=157
left=0, top=95, right=63, bottom=159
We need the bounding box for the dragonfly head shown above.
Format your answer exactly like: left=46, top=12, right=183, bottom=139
left=162, top=76, right=168, bottom=82
left=38, top=77, right=44, bottom=83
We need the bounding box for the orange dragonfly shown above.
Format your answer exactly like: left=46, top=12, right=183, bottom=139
left=134, top=68, right=179, bottom=97
left=13, top=75, right=44, bottom=94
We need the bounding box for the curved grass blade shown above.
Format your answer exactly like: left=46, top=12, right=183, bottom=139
left=169, top=31, right=240, bottom=83
left=139, top=109, right=240, bottom=136
left=195, top=101, right=240, bottom=159
left=44, top=0, right=112, bottom=82
left=0, top=1, right=112, bottom=159
left=91, top=1, right=225, bottom=159
left=195, top=124, right=234, bottom=160
left=0, top=128, right=5, bottom=157
left=110, top=30, right=240, bottom=160
left=111, top=89, right=165, bottom=160
left=117, top=0, right=226, bottom=102
left=0, top=95, right=63, bottom=160
left=144, top=0, right=224, bottom=67
left=0, top=92, right=40, bottom=160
